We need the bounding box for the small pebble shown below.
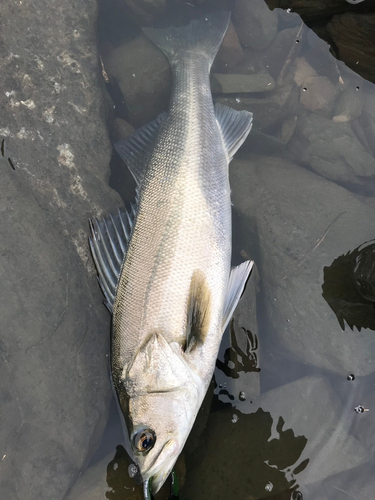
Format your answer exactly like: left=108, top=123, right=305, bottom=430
left=265, top=481, right=273, bottom=492
left=231, top=414, right=238, bottom=423
left=347, top=374, right=355, bottom=381
left=128, top=464, right=138, bottom=478
left=354, top=405, right=368, bottom=414
left=239, top=391, right=246, bottom=401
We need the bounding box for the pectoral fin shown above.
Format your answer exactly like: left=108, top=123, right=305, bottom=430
left=185, top=270, right=212, bottom=353
left=222, top=260, right=254, bottom=331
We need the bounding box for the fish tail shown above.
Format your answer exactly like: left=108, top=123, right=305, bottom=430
left=143, top=11, right=230, bottom=67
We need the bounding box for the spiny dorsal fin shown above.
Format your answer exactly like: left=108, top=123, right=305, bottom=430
left=89, top=203, right=137, bottom=313
left=114, top=112, right=167, bottom=186
left=186, top=270, right=212, bottom=353
left=222, top=260, right=254, bottom=331
left=215, top=102, right=253, bottom=161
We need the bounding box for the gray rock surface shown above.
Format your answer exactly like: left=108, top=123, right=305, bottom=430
left=112, top=117, right=135, bottom=141
left=286, top=113, right=375, bottom=189
left=216, top=83, right=299, bottom=132
left=333, top=84, right=365, bottom=122
left=0, top=1, right=122, bottom=499
left=230, top=156, right=375, bottom=376
left=262, top=26, right=303, bottom=81
left=65, top=452, right=114, bottom=500
left=117, top=0, right=166, bottom=24
left=104, top=35, right=171, bottom=127
left=212, top=72, right=275, bottom=93
left=299, top=76, right=338, bottom=114
left=234, top=0, right=278, bottom=50
left=249, top=376, right=372, bottom=487
left=302, top=460, right=375, bottom=500
left=214, top=21, right=244, bottom=73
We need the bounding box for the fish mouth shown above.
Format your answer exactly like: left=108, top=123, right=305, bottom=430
left=142, top=439, right=179, bottom=496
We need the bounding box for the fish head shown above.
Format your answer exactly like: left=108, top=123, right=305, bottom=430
left=120, top=332, right=205, bottom=495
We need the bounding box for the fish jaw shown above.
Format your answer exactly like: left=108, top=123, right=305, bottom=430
left=117, top=333, right=206, bottom=494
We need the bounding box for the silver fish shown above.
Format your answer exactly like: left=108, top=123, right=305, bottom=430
left=90, top=11, right=253, bottom=497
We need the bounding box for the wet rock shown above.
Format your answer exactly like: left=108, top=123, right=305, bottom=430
left=65, top=452, right=114, bottom=500
left=214, top=21, right=244, bottom=73
left=359, top=92, right=375, bottom=157
left=327, top=13, right=375, bottom=84
left=277, top=0, right=352, bottom=22
left=216, top=83, right=299, bottom=132
left=0, top=1, right=123, bottom=499
left=230, top=156, right=375, bottom=376
left=293, top=56, right=318, bottom=87
left=234, top=0, right=278, bottom=50
left=333, top=84, right=365, bottom=122
left=299, top=76, right=338, bottom=114
left=212, top=72, right=275, bottom=93
left=262, top=26, right=304, bottom=81
left=286, top=113, right=375, bottom=189
left=104, top=35, right=171, bottom=127
left=302, top=460, right=375, bottom=500
left=252, top=377, right=371, bottom=486
left=279, top=114, right=298, bottom=143
left=181, top=376, right=370, bottom=499
left=112, top=118, right=135, bottom=141
left=118, top=0, right=166, bottom=24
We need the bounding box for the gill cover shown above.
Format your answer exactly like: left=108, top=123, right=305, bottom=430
left=124, top=333, right=193, bottom=397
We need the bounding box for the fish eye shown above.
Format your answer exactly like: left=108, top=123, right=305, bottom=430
left=133, top=429, right=156, bottom=453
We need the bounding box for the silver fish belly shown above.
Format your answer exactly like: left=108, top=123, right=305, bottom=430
left=90, top=11, right=253, bottom=498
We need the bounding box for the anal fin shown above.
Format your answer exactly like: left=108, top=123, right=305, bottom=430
left=215, top=102, right=253, bottom=161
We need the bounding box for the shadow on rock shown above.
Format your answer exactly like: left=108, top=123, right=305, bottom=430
left=322, top=241, right=375, bottom=331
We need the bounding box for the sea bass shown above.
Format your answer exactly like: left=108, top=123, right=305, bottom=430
left=90, top=11, right=253, bottom=498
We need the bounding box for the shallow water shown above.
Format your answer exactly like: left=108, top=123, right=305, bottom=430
left=70, top=1, right=375, bottom=499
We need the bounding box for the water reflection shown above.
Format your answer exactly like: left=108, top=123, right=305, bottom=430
left=216, top=320, right=260, bottom=379
left=180, top=408, right=307, bottom=500
left=322, top=242, right=375, bottom=331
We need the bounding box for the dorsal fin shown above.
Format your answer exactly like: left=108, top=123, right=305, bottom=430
left=114, top=112, right=167, bottom=186
left=89, top=203, right=137, bottom=312
left=222, top=260, right=254, bottom=331
left=215, top=102, right=253, bottom=161
left=185, top=270, right=212, bottom=353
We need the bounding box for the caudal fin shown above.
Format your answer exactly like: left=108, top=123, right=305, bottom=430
left=143, top=12, right=230, bottom=67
